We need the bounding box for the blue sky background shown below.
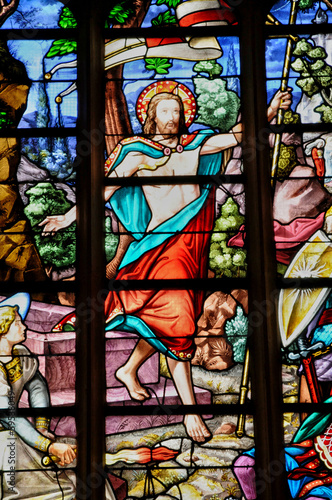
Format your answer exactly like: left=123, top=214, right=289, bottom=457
left=0, top=0, right=65, bottom=29
left=8, top=39, right=77, bottom=128
left=271, top=0, right=332, bottom=24
left=122, top=36, right=241, bottom=134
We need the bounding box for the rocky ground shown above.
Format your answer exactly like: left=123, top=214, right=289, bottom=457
left=105, top=362, right=301, bottom=499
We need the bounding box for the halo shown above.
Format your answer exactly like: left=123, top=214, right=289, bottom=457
left=136, top=81, right=197, bottom=127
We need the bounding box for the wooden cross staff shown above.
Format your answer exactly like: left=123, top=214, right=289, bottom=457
left=271, top=0, right=299, bottom=185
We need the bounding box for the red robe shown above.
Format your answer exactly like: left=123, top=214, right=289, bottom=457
left=104, top=190, right=215, bottom=360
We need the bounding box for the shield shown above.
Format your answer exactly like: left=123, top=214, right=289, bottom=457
left=279, top=230, right=332, bottom=347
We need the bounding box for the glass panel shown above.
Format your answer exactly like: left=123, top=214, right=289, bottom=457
left=0, top=1, right=76, bottom=30
left=266, top=34, right=332, bottom=125
left=269, top=0, right=332, bottom=25
left=105, top=288, right=249, bottom=408
left=105, top=182, right=246, bottom=279
left=104, top=36, right=241, bottom=153
left=106, top=414, right=254, bottom=499
left=280, top=287, right=332, bottom=404
left=106, top=0, right=238, bottom=29
left=104, top=34, right=243, bottom=286
left=0, top=40, right=77, bottom=129
left=0, top=136, right=77, bottom=282
left=269, top=128, right=332, bottom=273
left=284, top=411, right=332, bottom=499
left=235, top=410, right=332, bottom=500
left=0, top=292, right=77, bottom=496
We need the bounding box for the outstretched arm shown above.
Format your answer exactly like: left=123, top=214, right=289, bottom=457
left=39, top=150, right=145, bottom=235
left=39, top=206, right=76, bottom=236
left=200, top=123, right=242, bottom=155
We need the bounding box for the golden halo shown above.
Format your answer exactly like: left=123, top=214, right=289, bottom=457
left=136, top=81, right=197, bottom=127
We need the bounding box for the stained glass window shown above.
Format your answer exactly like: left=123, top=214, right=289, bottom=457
left=3, top=0, right=332, bottom=499
left=234, top=1, right=332, bottom=499
left=0, top=0, right=79, bottom=497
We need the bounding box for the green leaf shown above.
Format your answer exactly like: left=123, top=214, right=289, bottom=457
left=293, top=38, right=312, bottom=56
left=46, top=39, right=77, bottom=58
left=107, top=1, right=135, bottom=25
left=193, top=60, right=223, bottom=79
left=315, top=104, right=332, bottom=123
left=156, top=0, right=182, bottom=7
left=307, top=47, right=327, bottom=60
left=296, top=76, right=320, bottom=96
left=298, top=0, right=317, bottom=10
left=151, top=10, right=176, bottom=26
left=145, top=57, right=172, bottom=74
left=58, top=7, right=77, bottom=29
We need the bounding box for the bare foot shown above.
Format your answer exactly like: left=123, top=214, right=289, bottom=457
left=184, top=415, right=211, bottom=443
left=115, top=366, right=150, bottom=402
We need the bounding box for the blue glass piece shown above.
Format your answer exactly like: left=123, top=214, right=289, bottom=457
left=270, top=0, right=332, bottom=25
left=0, top=0, right=71, bottom=30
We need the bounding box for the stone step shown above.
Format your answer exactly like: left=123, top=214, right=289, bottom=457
left=106, top=376, right=212, bottom=434
left=106, top=330, right=159, bottom=387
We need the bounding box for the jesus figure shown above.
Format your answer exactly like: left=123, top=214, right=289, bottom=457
left=40, top=90, right=242, bottom=442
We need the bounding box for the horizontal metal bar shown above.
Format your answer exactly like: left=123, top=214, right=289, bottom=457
left=105, top=174, right=245, bottom=185
left=105, top=403, right=254, bottom=416
left=104, top=25, right=239, bottom=39
left=0, top=127, right=77, bottom=138
left=1, top=28, right=77, bottom=40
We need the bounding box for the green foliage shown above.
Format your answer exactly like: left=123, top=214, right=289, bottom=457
left=308, top=46, right=327, bottom=59
left=46, top=39, right=77, bottom=58
left=24, top=183, right=76, bottom=269
left=291, top=38, right=332, bottom=100
left=283, top=109, right=300, bottom=125
left=209, top=197, right=246, bottom=278
left=298, top=0, right=318, bottom=10
left=315, top=104, right=332, bottom=122
left=156, top=0, right=182, bottom=7
left=194, top=77, right=240, bottom=132
left=293, top=39, right=312, bottom=56
left=151, top=10, right=176, bottom=25
left=58, top=7, right=77, bottom=28
left=193, top=60, right=223, bottom=79
left=225, top=306, right=248, bottom=363
left=145, top=57, right=172, bottom=75
left=105, top=218, right=119, bottom=261
left=107, top=1, right=135, bottom=25
left=0, top=111, right=13, bottom=128
left=271, top=144, right=297, bottom=181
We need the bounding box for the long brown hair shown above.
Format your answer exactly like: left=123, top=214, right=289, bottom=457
left=143, top=93, right=188, bottom=137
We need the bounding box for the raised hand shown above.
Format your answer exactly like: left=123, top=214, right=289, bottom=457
left=268, top=87, right=293, bottom=121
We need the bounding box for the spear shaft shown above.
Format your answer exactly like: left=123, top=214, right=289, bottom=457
left=271, top=0, right=299, bottom=183
left=236, top=348, right=250, bottom=438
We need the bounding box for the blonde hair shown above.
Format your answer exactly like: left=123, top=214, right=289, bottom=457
left=0, top=306, right=18, bottom=335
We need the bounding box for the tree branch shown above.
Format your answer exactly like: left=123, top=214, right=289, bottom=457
left=0, top=0, right=20, bottom=28
left=322, top=0, right=332, bottom=11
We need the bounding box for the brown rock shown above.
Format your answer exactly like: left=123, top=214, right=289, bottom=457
left=193, top=290, right=248, bottom=371
left=0, top=51, right=46, bottom=281
left=214, top=422, right=237, bottom=435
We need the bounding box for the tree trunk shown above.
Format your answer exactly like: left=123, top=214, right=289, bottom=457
left=105, top=67, right=132, bottom=154
left=105, top=0, right=152, bottom=154
left=0, top=0, right=19, bottom=27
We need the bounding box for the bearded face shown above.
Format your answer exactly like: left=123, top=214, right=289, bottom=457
left=154, top=99, right=181, bottom=137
